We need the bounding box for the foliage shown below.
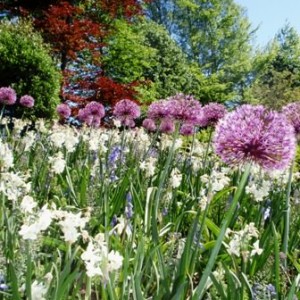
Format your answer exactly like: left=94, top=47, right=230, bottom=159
left=248, top=25, right=300, bottom=109
left=0, top=19, right=61, bottom=119
left=34, top=1, right=103, bottom=71
left=146, top=0, right=255, bottom=102
left=103, top=19, right=206, bottom=103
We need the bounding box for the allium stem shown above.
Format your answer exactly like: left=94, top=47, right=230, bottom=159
left=25, top=241, right=32, bottom=300
left=192, top=164, right=251, bottom=300
left=202, top=127, right=213, bottom=170
left=85, top=276, right=91, bottom=300
left=282, top=160, right=294, bottom=268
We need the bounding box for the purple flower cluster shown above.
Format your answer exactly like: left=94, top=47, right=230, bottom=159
left=282, top=102, right=300, bottom=135
left=77, top=101, right=105, bottom=128
left=144, top=93, right=202, bottom=135
left=197, top=102, right=226, bottom=127
left=213, top=105, right=296, bottom=170
left=19, top=95, right=35, bottom=108
left=0, top=87, right=17, bottom=105
left=57, top=103, right=71, bottom=119
left=113, top=99, right=141, bottom=128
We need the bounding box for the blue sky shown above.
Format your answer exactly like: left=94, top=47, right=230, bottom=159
left=235, top=0, right=300, bottom=47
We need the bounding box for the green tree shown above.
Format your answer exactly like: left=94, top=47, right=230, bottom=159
left=103, top=19, right=205, bottom=103
left=146, top=0, right=255, bottom=102
left=0, top=19, right=61, bottom=119
left=249, top=25, right=300, bottom=109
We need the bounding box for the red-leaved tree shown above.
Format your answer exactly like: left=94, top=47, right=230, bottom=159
left=3, top=0, right=152, bottom=120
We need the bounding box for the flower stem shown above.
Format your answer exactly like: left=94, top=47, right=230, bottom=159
left=192, top=164, right=251, bottom=300
left=282, top=160, right=294, bottom=268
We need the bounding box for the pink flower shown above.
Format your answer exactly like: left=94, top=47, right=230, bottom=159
left=213, top=105, right=296, bottom=170
left=113, top=99, right=140, bottom=127
left=142, top=118, right=157, bottom=132
left=56, top=103, right=71, bottom=118
left=19, top=95, right=35, bottom=108
left=0, top=87, right=17, bottom=105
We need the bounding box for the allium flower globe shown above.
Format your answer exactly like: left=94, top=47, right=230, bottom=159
left=56, top=103, right=71, bottom=119
left=85, top=101, right=105, bottom=118
left=282, top=102, right=300, bottom=135
left=166, top=93, right=202, bottom=124
left=159, top=118, right=175, bottom=134
left=197, top=102, right=226, bottom=127
left=19, top=95, right=35, bottom=108
left=0, top=87, right=17, bottom=105
left=213, top=105, right=296, bottom=170
left=142, top=118, right=156, bottom=132
left=113, top=99, right=140, bottom=127
left=147, top=100, right=172, bottom=121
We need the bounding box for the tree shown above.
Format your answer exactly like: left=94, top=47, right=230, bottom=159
left=146, top=0, right=255, bottom=102
left=2, top=0, right=153, bottom=112
left=0, top=19, right=61, bottom=119
left=249, top=25, right=300, bottom=109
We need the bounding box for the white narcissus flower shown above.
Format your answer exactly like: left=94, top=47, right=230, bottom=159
left=0, top=140, right=13, bottom=169
left=81, top=236, right=123, bottom=282
left=19, top=223, right=40, bottom=240
left=22, top=131, right=36, bottom=152
left=251, top=240, right=263, bottom=256
left=0, top=171, right=31, bottom=202
left=57, top=212, right=89, bottom=244
left=20, top=195, right=37, bottom=213
left=49, top=131, right=66, bottom=148
left=48, top=151, right=66, bottom=174
left=37, top=206, right=54, bottom=231
left=170, top=168, right=182, bottom=189
left=31, top=281, right=48, bottom=300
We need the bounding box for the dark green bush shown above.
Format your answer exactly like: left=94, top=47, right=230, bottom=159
left=0, top=19, right=61, bottom=119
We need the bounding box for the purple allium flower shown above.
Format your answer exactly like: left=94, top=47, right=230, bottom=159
left=197, top=102, right=226, bottom=127
left=113, top=99, right=140, bottom=127
left=85, top=101, right=105, bottom=118
left=56, top=103, right=71, bottom=118
left=159, top=118, right=175, bottom=134
left=85, top=115, right=101, bottom=128
left=77, top=108, right=87, bottom=121
left=282, top=102, right=300, bottom=134
left=19, top=95, right=35, bottom=108
left=180, top=123, right=195, bottom=136
left=142, top=118, right=157, bottom=131
left=0, top=87, right=17, bottom=105
left=147, top=100, right=173, bottom=121
left=213, top=105, right=296, bottom=170
left=166, top=93, right=202, bottom=124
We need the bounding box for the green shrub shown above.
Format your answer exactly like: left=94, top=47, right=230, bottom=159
left=0, top=19, right=61, bottom=119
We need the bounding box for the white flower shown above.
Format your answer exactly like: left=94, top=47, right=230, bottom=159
left=22, top=131, right=36, bottom=151
left=139, top=157, right=157, bottom=178
left=37, top=206, right=53, bottom=231
left=108, top=250, right=123, bottom=271
left=49, top=152, right=66, bottom=174
left=31, top=281, right=48, bottom=300
left=170, top=168, right=182, bottom=188
left=0, top=141, right=13, bottom=169
left=225, top=236, right=241, bottom=256
left=110, top=216, right=132, bottom=237
left=20, top=195, right=37, bottom=213
left=64, top=130, right=79, bottom=153
left=19, top=223, right=40, bottom=240
left=49, top=131, right=66, bottom=148
left=246, top=180, right=271, bottom=202
left=81, top=238, right=123, bottom=281
left=251, top=240, right=263, bottom=256
left=57, top=212, right=89, bottom=244
left=0, top=171, right=31, bottom=202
